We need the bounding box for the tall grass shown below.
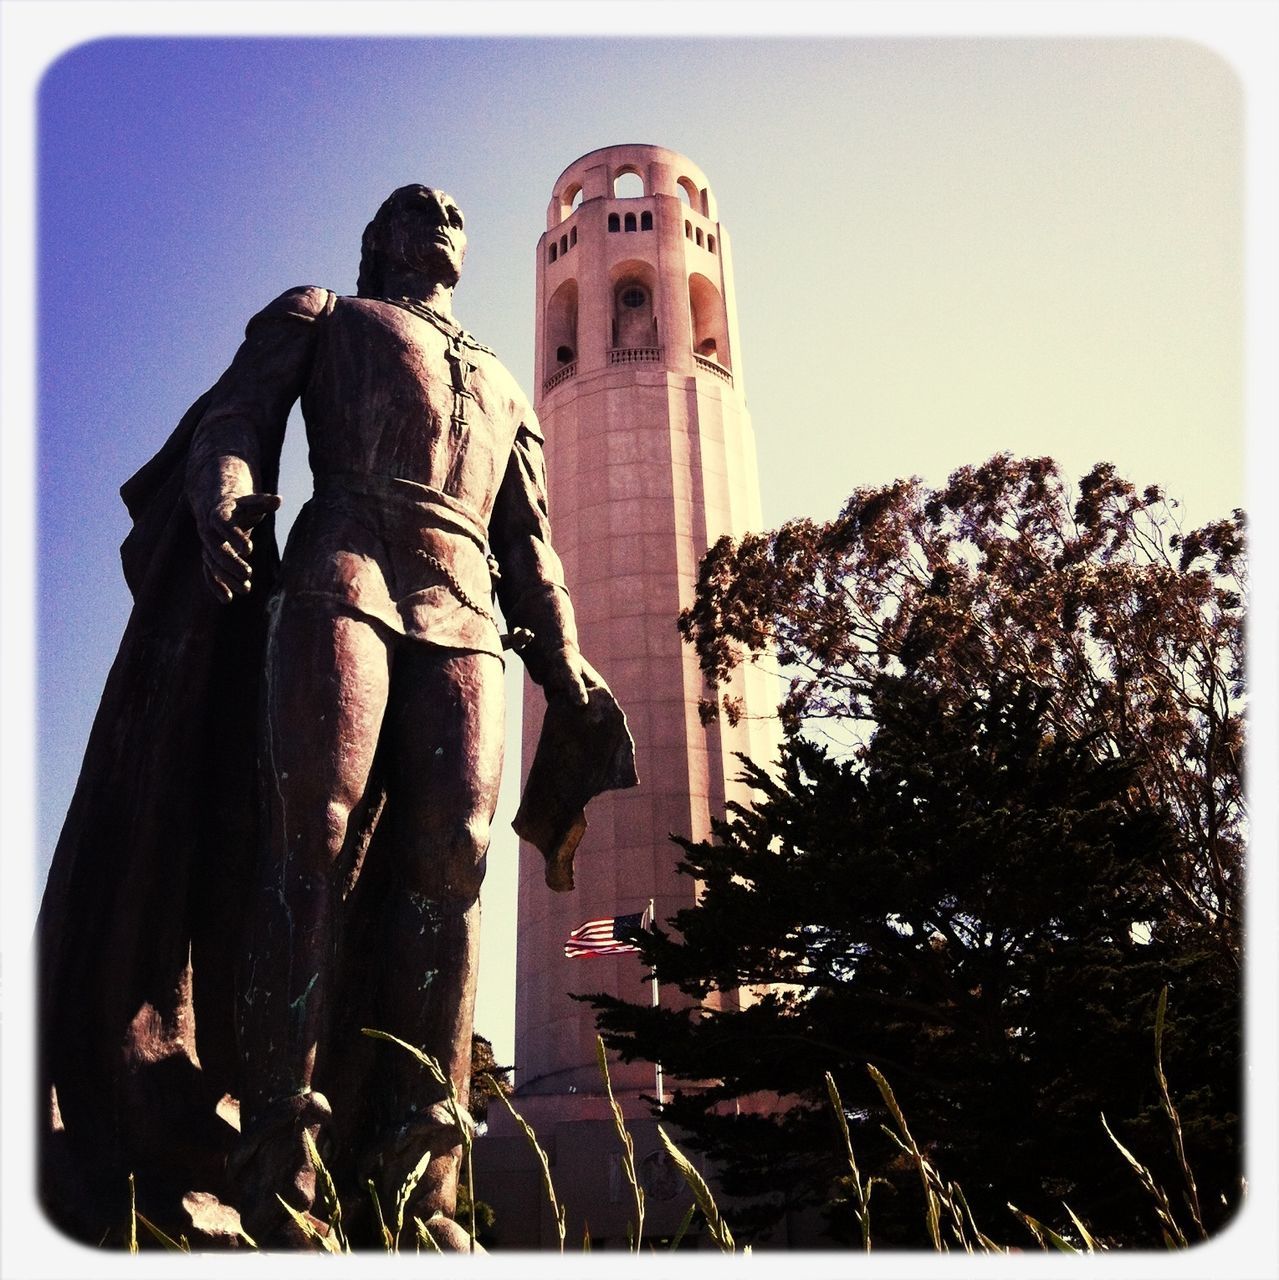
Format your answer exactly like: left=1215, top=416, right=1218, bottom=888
left=122, top=987, right=1224, bottom=1253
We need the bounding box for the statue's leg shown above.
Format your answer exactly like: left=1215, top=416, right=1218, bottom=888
left=363, top=646, right=505, bottom=1228
left=235, top=598, right=392, bottom=1242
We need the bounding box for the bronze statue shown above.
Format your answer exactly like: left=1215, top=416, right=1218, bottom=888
left=38, top=185, right=635, bottom=1249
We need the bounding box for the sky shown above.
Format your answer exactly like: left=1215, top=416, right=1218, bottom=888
left=5, top=5, right=1278, bottom=1274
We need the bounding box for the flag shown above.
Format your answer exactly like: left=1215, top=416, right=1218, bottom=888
left=564, top=911, right=646, bottom=959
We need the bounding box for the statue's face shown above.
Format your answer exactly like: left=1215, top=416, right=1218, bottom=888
left=379, top=185, right=468, bottom=286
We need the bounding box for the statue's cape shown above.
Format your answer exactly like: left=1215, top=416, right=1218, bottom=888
left=37, top=389, right=284, bottom=1232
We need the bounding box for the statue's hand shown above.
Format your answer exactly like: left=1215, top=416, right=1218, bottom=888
left=197, top=492, right=282, bottom=603
left=543, top=650, right=607, bottom=710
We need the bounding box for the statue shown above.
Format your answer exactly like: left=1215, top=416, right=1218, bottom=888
left=37, top=185, right=636, bottom=1249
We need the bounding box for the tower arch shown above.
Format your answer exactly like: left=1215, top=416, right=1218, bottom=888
left=688, top=271, right=730, bottom=369
left=544, top=277, right=578, bottom=381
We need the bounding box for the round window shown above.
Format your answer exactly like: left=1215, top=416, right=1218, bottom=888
left=620, top=287, right=646, bottom=309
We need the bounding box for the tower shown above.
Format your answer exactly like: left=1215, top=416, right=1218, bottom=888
left=478, top=145, right=777, bottom=1246
left=517, top=143, right=775, bottom=1101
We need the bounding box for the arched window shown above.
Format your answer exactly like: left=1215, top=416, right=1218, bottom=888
left=696, top=228, right=704, bottom=247
left=549, top=242, right=557, bottom=263
left=612, top=278, right=657, bottom=350
left=640, top=211, right=653, bottom=231
left=608, top=213, right=620, bottom=232
left=569, top=226, right=577, bottom=247
left=624, top=212, right=637, bottom=232
left=707, top=234, right=716, bottom=254
left=688, top=273, right=730, bottom=371
left=613, top=170, right=644, bottom=199
left=676, top=176, right=698, bottom=207
left=685, top=220, right=692, bottom=239
left=560, top=234, right=568, bottom=254
left=545, top=279, right=579, bottom=381
left=570, top=189, right=583, bottom=211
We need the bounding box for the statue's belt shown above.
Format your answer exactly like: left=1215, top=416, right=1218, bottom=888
left=312, top=471, right=491, bottom=554
left=308, top=472, right=499, bottom=622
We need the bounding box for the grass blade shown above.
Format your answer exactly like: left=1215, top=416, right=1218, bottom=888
left=414, top=1214, right=446, bottom=1253
left=1063, top=1202, right=1102, bottom=1252
left=302, top=1126, right=348, bottom=1252
left=276, top=1195, right=341, bottom=1252
left=670, top=1200, right=697, bottom=1252
left=128, top=1173, right=138, bottom=1255
left=367, top=1179, right=394, bottom=1250
left=826, top=1071, right=874, bottom=1252
left=1153, top=987, right=1207, bottom=1241
left=595, top=1036, right=645, bottom=1251
left=658, top=1124, right=735, bottom=1252
left=1101, top=1112, right=1188, bottom=1248
left=867, top=1064, right=943, bottom=1250
left=1009, top=1203, right=1079, bottom=1252
left=483, top=1075, right=566, bottom=1251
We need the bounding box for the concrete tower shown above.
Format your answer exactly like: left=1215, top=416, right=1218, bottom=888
left=515, top=144, right=775, bottom=1099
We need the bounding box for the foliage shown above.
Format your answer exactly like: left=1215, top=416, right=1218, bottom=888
left=584, top=673, right=1242, bottom=1246
left=680, top=454, right=1245, bottom=969
left=468, top=1032, right=513, bottom=1125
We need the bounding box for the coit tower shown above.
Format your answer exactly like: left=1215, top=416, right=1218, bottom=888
left=513, top=144, right=776, bottom=1104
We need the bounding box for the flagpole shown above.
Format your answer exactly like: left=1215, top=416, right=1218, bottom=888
left=648, top=897, right=663, bottom=1108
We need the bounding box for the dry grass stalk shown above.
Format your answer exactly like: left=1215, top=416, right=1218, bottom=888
left=595, top=1034, right=645, bottom=1251
left=657, top=1124, right=735, bottom=1252
left=483, top=1073, right=567, bottom=1251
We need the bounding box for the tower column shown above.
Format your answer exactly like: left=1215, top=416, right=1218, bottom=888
left=516, top=144, right=774, bottom=1104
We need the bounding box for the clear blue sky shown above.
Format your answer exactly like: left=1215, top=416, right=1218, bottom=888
left=31, top=34, right=1248, bottom=1075
left=5, top=9, right=1277, bottom=1273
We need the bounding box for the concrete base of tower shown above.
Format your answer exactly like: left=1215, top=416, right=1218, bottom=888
left=471, top=1091, right=837, bottom=1250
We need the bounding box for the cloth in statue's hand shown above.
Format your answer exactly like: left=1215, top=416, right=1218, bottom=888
left=513, top=686, right=638, bottom=891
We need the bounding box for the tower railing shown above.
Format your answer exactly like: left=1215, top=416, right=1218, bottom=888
left=543, top=361, right=577, bottom=393
left=608, top=346, right=663, bottom=366
left=693, top=352, right=734, bottom=386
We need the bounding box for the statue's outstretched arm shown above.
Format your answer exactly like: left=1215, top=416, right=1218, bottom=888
left=184, top=285, right=333, bottom=602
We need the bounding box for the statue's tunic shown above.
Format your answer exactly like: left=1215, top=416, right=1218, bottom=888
left=186, top=285, right=576, bottom=665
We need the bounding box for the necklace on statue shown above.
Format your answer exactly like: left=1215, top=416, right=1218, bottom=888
left=380, top=295, right=495, bottom=356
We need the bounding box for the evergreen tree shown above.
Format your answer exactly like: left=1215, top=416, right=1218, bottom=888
left=587, top=679, right=1240, bottom=1245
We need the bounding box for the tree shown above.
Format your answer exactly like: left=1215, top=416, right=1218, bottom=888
left=585, top=457, right=1245, bottom=1246
left=468, top=1033, right=512, bottom=1126
left=682, top=455, right=1244, bottom=969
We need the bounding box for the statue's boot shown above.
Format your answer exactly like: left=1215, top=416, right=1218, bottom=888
left=361, top=1103, right=475, bottom=1247
left=230, top=1088, right=333, bottom=1248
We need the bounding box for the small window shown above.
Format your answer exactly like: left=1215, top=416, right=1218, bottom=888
left=707, top=234, right=716, bottom=254
left=570, top=226, right=577, bottom=247
left=560, top=234, right=568, bottom=254
left=608, top=213, right=620, bottom=232
left=556, top=344, right=574, bottom=364
left=620, top=286, right=646, bottom=309
left=696, top=228, right=704, bottom=247
left=685, top=220, right=692, bottom=239
left=624, top=212, right=637, bottom=232
left=640, top=211, right=653, bottom=231
left=549, top=243, right=557, bottom=263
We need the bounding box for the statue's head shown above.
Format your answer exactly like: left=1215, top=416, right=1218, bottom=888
left=357, top=185, right=467, bottom=297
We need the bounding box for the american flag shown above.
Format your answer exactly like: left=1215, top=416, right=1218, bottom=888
left=564, top=911, right=646, bottom=959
